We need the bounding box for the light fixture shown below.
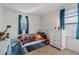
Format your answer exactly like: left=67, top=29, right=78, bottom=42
left=4, top=25, right=11, bottom=32
left=54, top=22, right=61, bottom=30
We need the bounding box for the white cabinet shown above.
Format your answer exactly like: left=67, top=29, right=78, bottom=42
left=49, top=30, right=61, bottom=49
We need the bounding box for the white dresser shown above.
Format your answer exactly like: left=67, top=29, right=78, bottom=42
left=49, top=30, right=62, bottom=50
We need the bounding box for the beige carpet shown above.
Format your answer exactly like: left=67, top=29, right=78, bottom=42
left=26, top=45, right=79, bottom=55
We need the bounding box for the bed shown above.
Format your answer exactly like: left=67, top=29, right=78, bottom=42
left=18, top=32, right=48, bottom=52
left=4, top=31, right=48, bottom=55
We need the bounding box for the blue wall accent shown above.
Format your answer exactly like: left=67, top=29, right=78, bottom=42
left=25, top=16, right=29, bottom=34
left=60, top=9, right=65, bottom=30
left=76, top=4, right=79, bottom=39
left=18, top=15, right=22, bottom=34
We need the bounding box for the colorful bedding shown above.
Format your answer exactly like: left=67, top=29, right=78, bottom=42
left=5, top=32, right=48, bottom=55
left=18, top=32, right=47, bottom=45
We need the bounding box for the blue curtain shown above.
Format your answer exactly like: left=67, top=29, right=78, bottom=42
left=76, top=3, right=79, bottom=39
left=25, top=16, right=29, bottom=34
left=18, top=15, right=22, bottom=34
left=60, top=9, right=65, bottom=30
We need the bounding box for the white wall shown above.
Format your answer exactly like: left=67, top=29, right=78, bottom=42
left=1, top=7, right=18, bottom=37
left=1, top=7, right=40, bottom=37
left=0, top=5, right=2, bottom=31
left=28, top=15, right=40, bottom=34
left=40, top=10, right=59, bottom=30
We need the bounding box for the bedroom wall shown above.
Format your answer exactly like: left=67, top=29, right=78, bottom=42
left=40, top=11, right=58, bottom=30
left=0, top=5, right=2, bottom=31
left=1, top=7, right=40, bottom=37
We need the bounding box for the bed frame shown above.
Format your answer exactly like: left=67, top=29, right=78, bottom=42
left=21, top=39, right=46, bottom=52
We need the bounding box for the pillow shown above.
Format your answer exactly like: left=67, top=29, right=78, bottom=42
left=18, top=36, right=30, bottom=45
left=29, top=36, right=36, bottom=42
left=18, top=36, right=22, bottom=39
left=41, top=33, right=47, bottom=39
left=35, top=34, right=43, bottom=40
left=22, top=36, right=30, bottom=45
left=37, top=32, right=47, bottom=39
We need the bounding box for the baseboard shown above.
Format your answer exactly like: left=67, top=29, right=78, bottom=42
left=50, top=45, right=61, bottom=51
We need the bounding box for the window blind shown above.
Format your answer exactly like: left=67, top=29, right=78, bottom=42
left=65, top=9, right=78, bottom=38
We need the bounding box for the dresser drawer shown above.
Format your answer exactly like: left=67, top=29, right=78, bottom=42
left=49, top=30, right=61, bottom=49
left=53, top=37, right=60, bottom=42
left=50, top=39, right=61, bottom=49
left=50, top=37, right=61, bottom=45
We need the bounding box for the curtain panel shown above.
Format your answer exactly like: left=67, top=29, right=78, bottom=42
left=76, top=3, right=79, bottom=39
left=60, top=9, right=65, bottom=30
left=18, top=15, right=22, bottom=34
left=25, top=16, right=29, bottom=34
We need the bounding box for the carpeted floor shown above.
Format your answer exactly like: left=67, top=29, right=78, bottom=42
left=26, top=45, right=79, bottom=55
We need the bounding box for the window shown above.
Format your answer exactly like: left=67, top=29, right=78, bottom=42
left=22, top=17, right=26, bottom=34
left=18, top=15, right=29, bottom=34
left=22, top=23, right=26, bottom=34
left=65, top=9, right=78, bottom=37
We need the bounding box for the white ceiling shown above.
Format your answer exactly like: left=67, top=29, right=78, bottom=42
left=1, top=3, right=65, bottom=15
